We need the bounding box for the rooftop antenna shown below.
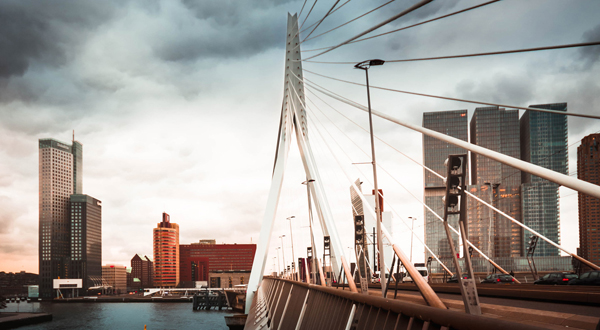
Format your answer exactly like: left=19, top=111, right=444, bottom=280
left=72, top=130, right=75, bottom=142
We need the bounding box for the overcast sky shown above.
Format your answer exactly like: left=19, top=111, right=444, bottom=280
left=1, top=0, right=599, bottom=274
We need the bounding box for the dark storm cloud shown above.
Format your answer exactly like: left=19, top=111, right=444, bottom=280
left=155, top=0, right=293, bottom=62
left=578, top=24, right=600, bottom=69
left=0, top=0, right=121, bottom=79
left=455, top=72, right=535, bottom=106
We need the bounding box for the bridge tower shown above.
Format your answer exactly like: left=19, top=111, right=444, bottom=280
left=246, top=13, right=358, bottom=313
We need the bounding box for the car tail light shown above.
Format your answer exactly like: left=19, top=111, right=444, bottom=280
left=512, top=278, right=515, bottom=282
left=496, top=278, right=500, bottom=282
left=562, top=278, right=569, bottom=281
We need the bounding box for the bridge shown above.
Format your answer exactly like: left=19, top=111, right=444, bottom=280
left=241, top=2, right=600, bottom=329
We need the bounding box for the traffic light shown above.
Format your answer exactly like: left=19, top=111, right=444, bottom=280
left=443, top=154, right=467, bottom=221
left=355, top=215, right=365, bottom=245
left=307, top=247, right=312, bottom=258
left=526, top=235, right=539, bottom=256
left=324, top=236, right=330, bottom=249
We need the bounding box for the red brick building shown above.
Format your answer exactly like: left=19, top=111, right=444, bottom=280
left=179, top=241, right=256, bottom=284
left=578, top=134, right=600, bottom=268
left=153, top=213, right=179, bottom=287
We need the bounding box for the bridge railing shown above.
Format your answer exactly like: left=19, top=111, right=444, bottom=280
left=245, top=278, right=544, bottom=330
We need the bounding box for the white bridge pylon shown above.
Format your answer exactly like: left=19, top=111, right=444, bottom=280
left=246, top=13, right=358, bottom=313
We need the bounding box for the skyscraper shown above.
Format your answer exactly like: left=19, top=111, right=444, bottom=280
left=69, top=194, right=102, bottom=296
left=38, top=138, right=83, bottom=298
left=520, top=103, right=568, bottom=256
left=131, top=254, right=154, bottom=288
left=423, top=110, right=468, bottom=259
left=153, top=212, right=179, bottom=287
left=467, top=107, right=522, bottom=258
left=577, top=134, right=600, bottom=267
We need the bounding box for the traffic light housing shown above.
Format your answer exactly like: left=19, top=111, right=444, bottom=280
left=355, top=215, right=365, bottom=245
left=443, top=154, right=467, bottom=221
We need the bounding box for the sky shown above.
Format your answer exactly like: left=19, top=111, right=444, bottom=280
left=1, top=0, right=599, bottom=274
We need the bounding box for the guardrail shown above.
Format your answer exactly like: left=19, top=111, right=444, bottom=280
left=244, top=278, right=544, bottom=330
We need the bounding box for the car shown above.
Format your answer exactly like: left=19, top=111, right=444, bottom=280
left=533, top=272, right=578, bottom=285
left=568, top=271, right=600, bottom=286
left=447, top=273, right=470, bottom=283
left=480, top=274, right=515, bottom=284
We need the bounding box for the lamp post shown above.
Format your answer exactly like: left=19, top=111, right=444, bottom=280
left=302, top=179, right=316, bottom=284
left=279, top=235, right=286, bottom=278
left=276, top=247, right=281, bottom=277
left=355, top=59, right=386, bottom=296
left=409, top=217, right=416, bottom=264
left=287, top=216, right=296, bottom=280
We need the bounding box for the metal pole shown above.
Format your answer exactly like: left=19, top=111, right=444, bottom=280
left=363, top=67, right=386, bottom=296
left=409, top=217, right=415, bottom=264
left=276, top=248, right=281, bottom=277
left=280, top=235, right=286, bottom=278
left=303, top=179, right=317, bottom=284
left=287, top=216, right=296, bottom=280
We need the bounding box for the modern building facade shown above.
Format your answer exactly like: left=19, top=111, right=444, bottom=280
left=423, top=110, right=468, bottom=259
left=468, top=107, right=522, bottom=258
left=153, top=213, right=179, bottom=287
left=577, top=133, right=600, bottom=267
left=179, top=240, right=256, bottom=288
left=38, top=138, right=83, bottom=298
left=102, top=265, right=127, bottom=294
left=68, top=194, right=102, bottom=296
left=520, top=103, right=568, bottom=256
left=131, top=254, right=154, bottom=288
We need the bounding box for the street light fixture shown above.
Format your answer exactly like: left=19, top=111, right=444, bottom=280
left=279, top=235, right=286, bottom=278
left=302, top=179, right=316, bottom=284
left=275, top=247, right=281, bottom=277
left=287, top=216, right=296, bottom=280
left=408, top=217, right=416, bottom=264
left=355, top=58, right=386, bottom=296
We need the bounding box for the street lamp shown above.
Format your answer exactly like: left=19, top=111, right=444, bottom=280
left=302, top=179, right=316, bottom=284
left=408, top=217, right=416, bottom=264
left=287, top=216, right=296, bottom=280
left=355, top=58, right=386, bottom=296
left=279, top=235, right=286, bottom=278
left=276, top=247, right=281, bottom=277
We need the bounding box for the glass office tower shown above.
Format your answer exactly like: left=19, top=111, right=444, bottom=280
left=423, top=110, right=468, bottom=260
left=520, top=103, right=568, bottom=256
left=38, top=138, right=82, bottom=298
left=69, top=194, right=102, bottom=296
left=468, top=107, right=522, bottom=258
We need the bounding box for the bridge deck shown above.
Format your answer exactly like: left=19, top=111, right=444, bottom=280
left=246, top=278, right=600, bottom=330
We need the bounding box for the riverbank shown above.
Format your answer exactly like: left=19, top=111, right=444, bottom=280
left=53, top=296, right=195, bottom=303
left=0, top=312, right=52, bottom=329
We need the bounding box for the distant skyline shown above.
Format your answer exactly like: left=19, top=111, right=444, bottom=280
left=1, top=0, right=599, bottom=273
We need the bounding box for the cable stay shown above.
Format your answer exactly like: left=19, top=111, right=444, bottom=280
left=303, top=41, right=600, bottom=63
left=296, top=76, right=600, bottom=270
left=303, top=69, right=600, bottom=120
left=306, top=97, right=454, bottom=275
left=302, top=0, right=342, bottom=42
left=305, top=91, right=515, bottom=278
left=301, top=0, right=396, bottom=44
left=291, top=0, right=352, bottom=49
left=304, top=0, right=433, bottom=60
left=302, top=0, right=501, bottom=52
left=298, top=0, right=309, bottom=19
left=299, top=0, right=319, bottom=30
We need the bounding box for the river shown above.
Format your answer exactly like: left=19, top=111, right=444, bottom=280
left=2, top=301, right=231, bottom=329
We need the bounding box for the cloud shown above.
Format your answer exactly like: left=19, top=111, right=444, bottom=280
left=455, top=72, right=535, bottom=106
left=578, top=24, right=600, bottom=69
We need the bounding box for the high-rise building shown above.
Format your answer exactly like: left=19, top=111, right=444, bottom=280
left=577, top=134, right=600, bottom=267
left=102, top=265, right=127, bottom=294
left=131, top=254, right=154, bottom=288
left=38, top=138, right=83, bottom=298
left=423, top=110, right=468, bottom=259
left=68, top=194, right=102, bottom=296
left=520, top=103, right=568, bottom=256
left=153, top=213, right=179, bottom=287
left=467, top=107, right=522, bottom=258
left=179, top=240, right=256, bottom=288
